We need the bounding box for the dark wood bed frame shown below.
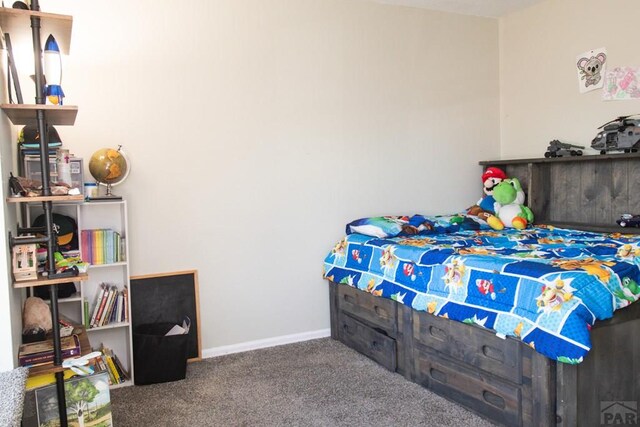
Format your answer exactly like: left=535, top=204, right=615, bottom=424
left=328, top=154, right=640, bottom=426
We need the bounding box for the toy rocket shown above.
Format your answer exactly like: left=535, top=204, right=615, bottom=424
left=43, top=34, right=64, bottom=105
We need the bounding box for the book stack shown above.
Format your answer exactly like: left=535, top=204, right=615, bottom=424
left=81, top=229, right=125, bottom=265
left=18, top=334, right=81, bottom=367
left=88, top=283, right=128, bottom=329
left=96, top=345, right=128, bottom=385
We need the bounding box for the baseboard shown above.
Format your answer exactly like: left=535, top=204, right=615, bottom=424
left=202, top=328, right=331, bottom=359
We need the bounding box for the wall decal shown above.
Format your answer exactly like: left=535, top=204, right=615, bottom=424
left=576, top=47, right=607, bottom=93
left=603, top=66, right=640, bottom=100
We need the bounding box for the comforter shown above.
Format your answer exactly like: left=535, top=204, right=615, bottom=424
left=323, top=214, right=640, bottom=363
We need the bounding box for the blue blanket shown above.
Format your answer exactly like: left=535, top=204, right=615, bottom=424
left=324, top=215, right=640, bottom=364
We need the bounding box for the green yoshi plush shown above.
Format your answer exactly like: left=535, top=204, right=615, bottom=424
left=491, top=178, right=534, bottom=230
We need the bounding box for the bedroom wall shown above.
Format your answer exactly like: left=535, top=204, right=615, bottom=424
left=0, top=116, right=21, bottom=371
left=20, top=0, right=500, bottom=352
left=0, top=57, right=21, bottom=370
left=500, top=0, right=640, bottom=158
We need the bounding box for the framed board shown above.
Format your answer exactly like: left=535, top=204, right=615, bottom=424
left=130, top=270, right=201, bottom=361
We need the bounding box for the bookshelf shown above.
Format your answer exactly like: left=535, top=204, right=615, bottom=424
left=25, top=200, right=134, bottom=387
left=1, top=3, right=76, bottom=424
left=0, top=104, right=78, bottom=125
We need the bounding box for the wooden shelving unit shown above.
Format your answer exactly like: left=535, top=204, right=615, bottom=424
left=2, top=4, right=77, bottom=425
left=0, top=104, right=78, bottom=125
left=480, top=154, right=640, bottom=234
left=13, top=273, right=88, bottom=289
left=25, top=200, right=135, bottom=387
left=7, top=194, right=84, bottom=203
left=0, top=7, right=72, bottom=53
left=25, top=328, right=91, bottom=378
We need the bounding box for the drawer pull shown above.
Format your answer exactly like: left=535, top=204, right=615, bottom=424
left=429, top=368, right=447, bottom=384
left=374, top=305, right=387, bottom=317
left=482, top=345, right=504, bottom=362
left=482, top=390, right=505, bottom=409
left=370, top=340, right=379, bottom=350
left=343, top=294, right=355, bottom=304
left=429, top=325, right=447, bottom=341
left=342, top=323, right=353, bottom=335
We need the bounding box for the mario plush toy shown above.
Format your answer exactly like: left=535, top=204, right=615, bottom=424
left=467, top=167, right=507, bottom=230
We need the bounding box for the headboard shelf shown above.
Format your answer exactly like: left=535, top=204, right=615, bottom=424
left=479, top=152, right=640, bottom=166
left=540, top=221, right=640, bottom=235
left=480, top=155, right=640, bottom=232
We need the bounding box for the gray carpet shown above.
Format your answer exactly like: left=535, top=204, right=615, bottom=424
left=0, top=367, right=28, bottom=427
left=111, top=338, right=496, bottom=426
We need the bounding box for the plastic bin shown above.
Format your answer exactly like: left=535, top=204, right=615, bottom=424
left=133, top=322, right=189, bottom=385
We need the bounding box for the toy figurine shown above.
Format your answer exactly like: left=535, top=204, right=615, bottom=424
left=44, top=34, right=64, bottom=105
left=592, top=115, right=640, bottom=154
left=544, top=140, right=584, bottom=158
left=617, top=214, right=640, bottom=228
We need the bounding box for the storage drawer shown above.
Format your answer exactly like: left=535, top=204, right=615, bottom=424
left=338, top=313, right=397, bottom=372
left=413, top=310, right=522, bottom=384
left=337, top=284, right=396, bottom=335
left=415, top=349, right=522, bottom=427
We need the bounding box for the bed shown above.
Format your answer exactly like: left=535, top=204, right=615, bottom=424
left=324, top=154, right=640, bottom=427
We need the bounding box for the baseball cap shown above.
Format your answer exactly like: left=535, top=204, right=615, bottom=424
left=32, top=213, right=77, bottom=248
left=481, top=167, right=507, bottom=183
left=18, top=125, right=62, bottom=145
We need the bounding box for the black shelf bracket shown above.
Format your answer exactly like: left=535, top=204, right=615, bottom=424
left=28, top=0, right=68, bottom=425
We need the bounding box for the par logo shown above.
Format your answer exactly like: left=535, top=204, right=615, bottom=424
left=601, top=401, right=638, bottom=425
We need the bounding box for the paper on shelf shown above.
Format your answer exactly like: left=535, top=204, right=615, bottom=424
left=165, top=316, right=190, bottom=336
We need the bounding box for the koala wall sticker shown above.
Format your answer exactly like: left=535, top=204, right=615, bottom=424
left=576, top=47, right=607, bottom=93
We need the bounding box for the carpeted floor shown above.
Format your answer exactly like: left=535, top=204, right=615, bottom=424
left=111, top=338, right=495, bottom=426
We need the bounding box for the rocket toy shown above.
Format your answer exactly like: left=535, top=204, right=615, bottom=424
left=43, top=34, right=64, bottom=105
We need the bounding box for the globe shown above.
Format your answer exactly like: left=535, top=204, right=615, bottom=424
left=88, top=146, right=129, bottom=198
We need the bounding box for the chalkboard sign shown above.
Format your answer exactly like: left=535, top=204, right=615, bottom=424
left=130, top=270, right=201, bottom=361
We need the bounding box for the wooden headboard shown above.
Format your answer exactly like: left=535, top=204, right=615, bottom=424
left=479, top=153, right=640, bottom=233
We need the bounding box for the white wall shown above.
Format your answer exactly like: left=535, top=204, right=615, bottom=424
left=18, top=0, right=500, bottom=350
left=500, top=0, right=640, bottom=158
left=0, top=49, right=21, bottom=370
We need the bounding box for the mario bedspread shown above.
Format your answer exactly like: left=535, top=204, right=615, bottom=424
left=323, top=214, right=640, bottom=364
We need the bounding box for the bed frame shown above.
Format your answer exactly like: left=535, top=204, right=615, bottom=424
left=328, top=154, right=640, bottom=427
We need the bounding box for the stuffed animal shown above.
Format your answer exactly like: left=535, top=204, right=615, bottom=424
left=467, top=167, right=506, bottom=229
left=23, top=297, right=52, bottom=334
left=492, top=177, right=534, bottom=229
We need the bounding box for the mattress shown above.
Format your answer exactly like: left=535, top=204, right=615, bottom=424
left=323, top=214, right=640, bottom=363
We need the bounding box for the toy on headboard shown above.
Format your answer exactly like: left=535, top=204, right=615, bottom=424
left=467, top=167, right=506, bottom=230
left=493, top=178, right=534, bottom=230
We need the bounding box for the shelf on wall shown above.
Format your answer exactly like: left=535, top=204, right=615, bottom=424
left=25, top=327, right=91, bottom=378
left=88, top=262, right=128, bottom=269
left=109, top=379, right=133, bottom=389
left=0, top=7, right=72, bottom=54
left=1, top=104, right=78, bottom=125
left=87, top=322, right=130, bottom=332
left=13, top=273, right=88, bottom=289
left=479, top=152, right=640, bottom=166
left=539, top=221, right=640, bottom=234
left=6, top=194, right=84, bottom=203
left=44, top=293, right=82, bottom=303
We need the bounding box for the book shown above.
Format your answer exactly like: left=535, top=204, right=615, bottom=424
left=98, top=286, right=115, bottom=327
left=105, top=353, right=121, bottom=383
left=92, top=284, right=110, bottom=328
left=89, top=284, right=106, bottom=327
left=83, top=298, right=89, bottom=328
left=25, top=369, right=77, bottom=391
left=123, top=286, right=128, bottom=322
left=116, top=292, right=123, bottom=323
left=100, top=355, right=116, bottom=385
left=111, top=352, right=128, bottom=381
left=102, top=284, right=115, bottom=326
left=18, top=334, right=80, bottom=367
